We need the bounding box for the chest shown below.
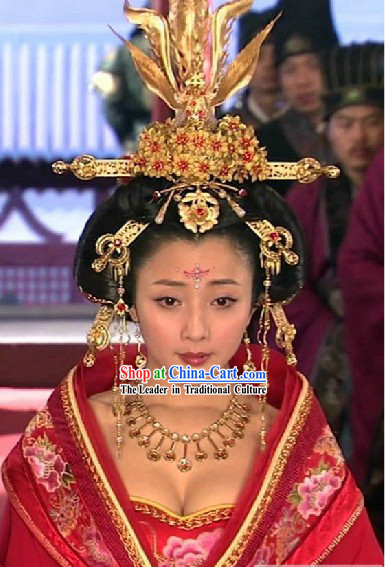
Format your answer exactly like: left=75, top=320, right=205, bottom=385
left=91, top=400, right=276, bottom=516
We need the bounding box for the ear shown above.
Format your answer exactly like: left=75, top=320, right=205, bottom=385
left=247, top=303, right=258, bottom=326
left=129, top=306, right=138, bottom=322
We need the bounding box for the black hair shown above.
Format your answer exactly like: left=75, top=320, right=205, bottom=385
left=74, top=176, right=305, bottom=316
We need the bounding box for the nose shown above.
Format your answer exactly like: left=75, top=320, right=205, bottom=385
left=351, top=121, right=367, bottom=143
left=181, top=305, right=209, bottom=342
left=294, top=69, right=310, bottom=88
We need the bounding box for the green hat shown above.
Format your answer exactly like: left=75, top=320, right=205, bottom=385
left=324, top=42, right=384, bottom=118
left=274, top=0, right=339, bottom=66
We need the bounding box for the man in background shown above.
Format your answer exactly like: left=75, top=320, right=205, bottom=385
left=91, top=29, right=152, bottom=152
left=285, top=43, right=384, bottom=455
left=338, top=148, right=384, bottom=544
left=258, top=0, right=339, bottom=194
left=226, top=6, right=282, bottom=131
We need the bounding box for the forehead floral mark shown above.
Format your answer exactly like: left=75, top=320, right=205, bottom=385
left=183, top=264, right=211, bottom=289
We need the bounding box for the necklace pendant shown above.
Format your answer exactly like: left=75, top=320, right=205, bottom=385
left=232, top=429, right=244, bottom=439
left=237, top=413, right=251, bottom=423
left=214, top=448, right=228, bottom=460
left=129, top=428, right=140, bottom=438
left=177, top=457, right=192, bottom=472
left=195, top=450, right=208, bottom=461
left=223, top=436, right=236, bottom=447
left=147, top=448, right=162, bottom=461
left=164, top=449, right=176, bottom=461
left=138, top=434, right=151, bottom=447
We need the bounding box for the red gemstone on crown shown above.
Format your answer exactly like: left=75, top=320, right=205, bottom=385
left=152, top=191, right=161, bottom=200
left=196, top=208, right=206, bottom=216
left=117, top=303, right=126, bottom=312
left=178, top=160, right=188, bottom=171
left=114, top=239, right=122, bottom=246
left=239, top=189, right=248, bottom=197
left=270, top=232, right=279, bottom=240
left=154, top=161, right=164, bottom=171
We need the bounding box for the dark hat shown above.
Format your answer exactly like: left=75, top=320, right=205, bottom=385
left=238, top=7, right=280, bottom=52
left=274, top=0, right=339, bottom=65
left=324, top=42, right=384, bottom=118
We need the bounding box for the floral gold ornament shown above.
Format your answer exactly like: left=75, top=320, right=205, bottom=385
left=53, top=126, right=339, bottom=186
left=246, top=220, right=299, bottom=276
left=83, top=306, right=114, bottom=367
left=177, top=189, right=220, bottom=233
left=270, top=304, right=297, bottom=367
left=92, top=221, right=149, bottom=281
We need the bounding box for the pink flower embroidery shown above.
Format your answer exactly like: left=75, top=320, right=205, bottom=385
left=246, top=544, right=274, bottom=566
left=24, top=444, right=66, bottom=493
left=160, top=528, right=223, bottom=566
left=80, top=525, right=115, bottom=565
left=296, top=469, right=342, bottom=520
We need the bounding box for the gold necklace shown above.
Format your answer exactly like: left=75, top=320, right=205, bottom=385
left=124, top=395, right=251, bottom=472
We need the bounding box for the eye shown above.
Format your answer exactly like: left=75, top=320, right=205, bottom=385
left=212, top=297, right=237, bottom=308
left=155, top=297, right=180, bottom=308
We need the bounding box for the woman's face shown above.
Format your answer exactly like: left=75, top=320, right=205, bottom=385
left=131, top=237, right=254, bottom=372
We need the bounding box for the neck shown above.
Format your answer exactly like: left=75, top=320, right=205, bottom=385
left=141, top=358, right=235, bottom=410
left=303, top=107, right=324, bottom=128
left=345, top=167, right=364, bottom=193
left=248, top=90, right=277, bottom=120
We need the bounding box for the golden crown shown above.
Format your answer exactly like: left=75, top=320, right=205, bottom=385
left=53, top=0, right=339, bottom=301
left=53, top=1, right=338, bottom=202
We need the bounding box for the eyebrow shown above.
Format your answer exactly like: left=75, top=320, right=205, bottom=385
left=151, top=278, right=241, bottom=286
left=208, top=279, right=241, bottom=286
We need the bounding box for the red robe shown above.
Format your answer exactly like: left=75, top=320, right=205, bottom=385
left=0, top=345, right=382, bottom=566
left=285, top=178, right=337, bottom=379
left=338, top=148, right=384, bottom=486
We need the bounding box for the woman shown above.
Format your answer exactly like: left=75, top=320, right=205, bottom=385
left=0, top=1, right=382, bottom=565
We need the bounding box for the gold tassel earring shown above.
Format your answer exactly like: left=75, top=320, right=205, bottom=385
left=246, top=220, right=300, bottom=452
left=256, top=271, right=272, bottom=452
left=112, top=345, right=125, bottom=457
left=242, top=332, right=256, bottom=372
left=112, top=273, right=129, bottom=456
left=134, top=324, right=147, bottom=369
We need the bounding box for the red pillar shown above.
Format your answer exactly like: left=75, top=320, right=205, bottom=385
left=151, top=0, right=173, bottom=122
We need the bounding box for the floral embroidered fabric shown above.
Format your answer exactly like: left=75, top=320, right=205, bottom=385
left=131, top=498, right=234, bottom=566
left=21, top=408, right=119, bottom=566
left=3, top=347, right=379, bottom=566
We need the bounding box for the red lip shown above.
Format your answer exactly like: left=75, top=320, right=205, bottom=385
left=178, top=352, right=211, bottom=366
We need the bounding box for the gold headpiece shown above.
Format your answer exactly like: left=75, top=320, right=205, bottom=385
left=53, top=0, right=339, bottom=304
left=54, top=0, right=338, bottom=219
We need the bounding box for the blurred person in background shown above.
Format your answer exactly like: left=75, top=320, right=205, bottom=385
left=225, top=6, right=283, bottom=131
left=285, top=43, right=384, bottom=458
left=338, top=148, right=384, bottom=544
left=91, top=28, right=152, bottom=152
left=258, top=0, right=339, bottom=195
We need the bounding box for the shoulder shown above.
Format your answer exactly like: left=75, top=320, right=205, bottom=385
left=286, top=179, right=325, bottom=222
left=259, top=117, right=283, bottom=138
